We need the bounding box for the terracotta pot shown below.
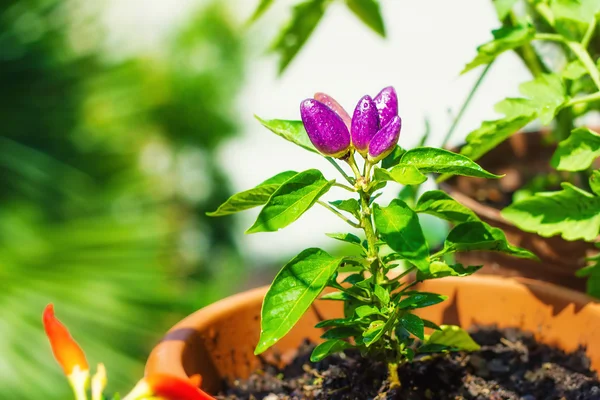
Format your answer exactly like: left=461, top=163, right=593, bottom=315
left=441, top=130, right=599, bottom=291
left=145, top=275, right=600, bottom=396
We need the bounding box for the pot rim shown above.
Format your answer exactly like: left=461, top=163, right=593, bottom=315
left=145, top=275, right=600, bottom=380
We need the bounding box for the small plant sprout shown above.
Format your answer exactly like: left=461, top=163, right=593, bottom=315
left=209, top=86, right=537, bottom=388
left=43, top=304, right=215, bottom=400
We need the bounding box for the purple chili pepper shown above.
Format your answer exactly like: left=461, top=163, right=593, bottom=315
left=351, top=95, right=379, bottom=156
left=314, top=92, right=352, bottom=130
left=373, top=86, right=398, bottom=128
left=368, top=115, right=402, bottom=162
left=300, top=99, right=351, bottom=158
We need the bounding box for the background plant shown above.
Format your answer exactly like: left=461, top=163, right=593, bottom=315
left=209, top=86, right=536, bottom=389
left=249, top=0, right=386, bottom=74
left=0, top=1, right=245, bottom=398
left=443, top=0, right=600, bottom=296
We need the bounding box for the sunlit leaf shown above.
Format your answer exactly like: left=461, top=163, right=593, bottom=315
left=310, top=339, right=354, bottom=362
left=256, top=248, right=342, bottom=354
left=255, top=116, right=318, bottom=153
left=415, top=190, right=479, bottom=223
left=551, top=128, right=600, bottom=171
left=345, top=0, right=386, bottom=37
left=423, top=325, right=480, bottom=352
left=502, top=183, right=600, bottom=241
left=398, top=147, right=502, bottom=178
left=247, top=169, right=334, bottom=233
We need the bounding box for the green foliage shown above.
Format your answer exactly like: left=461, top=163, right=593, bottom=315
left=255, top=248, right=342, bottom=354
left=207, top=171, right=298, bottom=216
left=551, top=128, right=600, bottom=171
left=494, top=0, right=519, bottom=19
left=502, top=183, right=600, bottom=241
left=246, top=169, right=334, bottom=233
left=255, top=117, right=319, bottom=153
left=270, top=0, right=328, bottom=74
left=420, top=325, right=481, bottom=352
left=399, top=148, right=503, bottom=178
left=250, top=0, right=386, bottom=74
left=344, top=0, right=386, bottom=37
left=373, top=199, right=430, bottom=272
left=462, top=25, right=535, bottom=73
left=415, top=190, right=479, bottom=223
left=310, top=339, right=354, bottom=362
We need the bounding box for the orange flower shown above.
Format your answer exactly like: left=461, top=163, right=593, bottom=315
left=43, top=304, right=89, bottom=375
left=124, top=373, right=215, bottom=400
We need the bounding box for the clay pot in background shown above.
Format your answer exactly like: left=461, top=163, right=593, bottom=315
left=441, top=131, right=598, bottom=291
left=145, top=275, right=600, bottom=396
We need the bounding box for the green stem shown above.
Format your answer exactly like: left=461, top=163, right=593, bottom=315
left=582, top=16, right=596, bottom=49
left=386, top=266, right=416, bottom=284
left=327, top=157, right=354, bottom=184
left=564, top=91, right=600, bottom=107
left=534, top=2, right=555, bottom=27
left=346, top=155, right=362, bottom=179
left=442, top=62, right=494, bottom=148
left=317, top=201, right=361, bottom=228
left=333, top=182, right=356, bottom=192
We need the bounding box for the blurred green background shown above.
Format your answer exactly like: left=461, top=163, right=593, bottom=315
left=0, top=0, right=248, bottom=398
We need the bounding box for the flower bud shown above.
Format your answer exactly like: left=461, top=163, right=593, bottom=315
left=43, top=304, right=89, bottom=376
left=314, top=92, right=352, bottom=130
left=123, top=374, right=215, bottom=400
left=374, top=86, right=398, bottom=128
left=368, top=116, right=402, bottom=162
left=300, top=99, right=351, bottom=158
left=351, top=95, right=379, bottom=156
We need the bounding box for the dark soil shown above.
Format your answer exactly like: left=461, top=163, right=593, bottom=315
left=217, top=327, right=600, bottom=400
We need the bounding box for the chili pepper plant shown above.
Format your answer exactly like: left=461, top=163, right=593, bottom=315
left=209, top=86, right=537, bottom=387
left=446, top=0, right=600, bottom=296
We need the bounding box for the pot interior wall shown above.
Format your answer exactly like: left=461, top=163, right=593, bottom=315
left=146, top=276, right=600, bottom=395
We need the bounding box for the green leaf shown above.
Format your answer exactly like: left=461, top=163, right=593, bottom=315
left=248, top=0, right=276, bottom=23
left=502, top=183, right=600, bottom=241
left=345, top=0, right=386, bottom=37
left=381, top=146, right=406, bottom=169
left=417, top=261, right=482, bottom=281
left=330, top=198, right=361, bottom=218
left=374, top=285, right=390, bottom=305
left=207, top=171, right=298, bottom=216
left=551, top=0, right=600, bottom=24
left=255, top=116, right=318, bottom=153
left=270, top=0, right=327, bottom=74
left=399, top=147, right=502, bottom=178
left=425, top=325, right=480, bottom=352
left=417, top=343, right=452, bottom=353
left=326, top=232, right=362, bottom=246
left=590, top=170, right=600, bottom=196
left=494, top=98, right=539, bottom=120
left=247, top=169, right=334, bottom=233
left=423, top=319, right=442, bottom=331
left=400, top=313, right=425, bottom=340
left=321, top=326, right=360, bottom=340
left=321, top=291, right=351, bottom=301
left=577, top=256, right=600, bottom=298
left=459, top=115, right=534, bottom=162
left=518, top=73, right=567, bottom=125
left=440, top=221, right=537, bottom=259
left=255, top=248, right=342, bottom=354
left=551, top=128, right=600, bottom=171
left=396, top=292, right=448, bottom=309
left=362, top=320, right=386, bottom=346
left=462, top=25, right=535, bottom=73
left=355, top=305, right=382, bottom=318
left=342, top=273, right=365, bottom=284
left=315, top=317, right=359, bottom=328
left=373, top=165, right=428, bottom=185
left=373, top=199, right=430, bottom=272
left=562, top=60, right=587, bottom=80
left=494, top=0, right=519, bottom=19
left=310, top=339, right=354, bottom=362
left=415, top=190, right=479, bottom=223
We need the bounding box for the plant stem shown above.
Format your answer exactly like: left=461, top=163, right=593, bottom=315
left=333, top=182, right=356, bottom=192
left=346, top=155, right=362, bottom=179
left=442, top=62, right=494, bottom=148
left=387, top=362, right=401, bottom=389
left=317, top=201, right=361, bottom=228
left=327, top=157, right=354, bottom=184
left=582, top=16, right=596, bottom=49
left=565, top=91, right=600, bottom=107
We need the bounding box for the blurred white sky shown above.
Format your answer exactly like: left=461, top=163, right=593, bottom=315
left=104, top=0, right=533, bottom=265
